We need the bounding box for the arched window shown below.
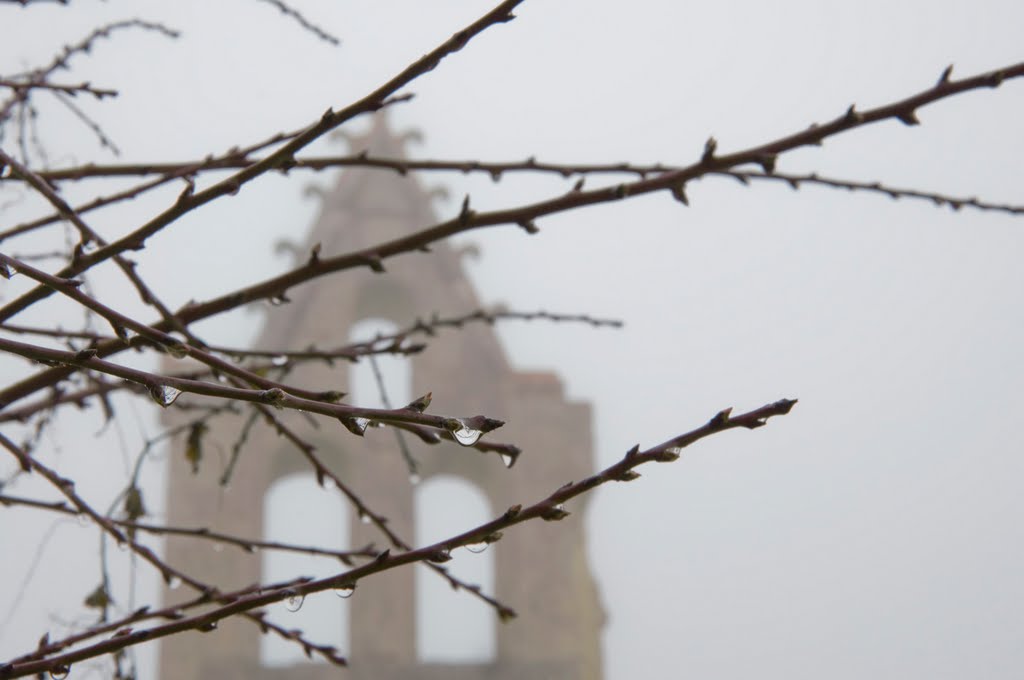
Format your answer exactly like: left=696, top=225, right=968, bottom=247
left=348, top=317, right=411, bottom=410
left=260, top=473, right=350, bottom=666
left=415, top=475, right=496, bottom=663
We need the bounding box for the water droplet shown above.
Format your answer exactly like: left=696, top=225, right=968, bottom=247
left=446, top=419, right=483, bottom=446
left=116, top=540, right=129, bottom=552
left=333, top=584, right=356, bottom=599
left=198, top=620, right=217, bottom=632
left=359, top=511, right=371, bottom=524
left=285, top=592, right=304, bottom=612
left=542, top=504, right=570, bottom=522
left=465, top=542, right=488, bottom=554
left=76, top=513, right=92, bottom=528
left=49, top=664, right=70, bottom=679
left=168, top=576, right=182, bottom=590
left=340, top=417, right=369, bottom=436
left=268, top=293, right=290, bottom=306
left=408, top=473, right=421, bottom=485
left=659, top=446, right=683, bottom=462
left=271, top=355, right=288, bottom=366
left=500, top=453, right=515, bottom=468
left=148, top=384, right=182, bottom=407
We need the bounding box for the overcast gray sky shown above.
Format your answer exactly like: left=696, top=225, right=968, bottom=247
left=2, top=2, right=1023, bottom=678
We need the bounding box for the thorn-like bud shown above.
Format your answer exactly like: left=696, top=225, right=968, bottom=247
left=504, top=504, right=522, bottom=520
left=614, top=469, right=641, bottom=482
left=937, top=64, right=953, bottom=85
left=404, top=392, right=432, bottom=412
left=572, top=178, right=585, bottom=192
left=359, top=254, right=385, bottom=273
left=518, top=220, right=540, bottom=234
left=624, top=443, right=640, bottom=459
left=307, top=243, right=322, bottom=266
left=671, top=184, right=689, bottom=206
left=897, top=110, right=920, bottom=126
left=843, top=104, right=862, bottom=124
left=75, top=348, right=98, bottom=361
left=709, top=407, right=733, bottom=426
left=758, top=153, right=777, bottom=174
left=458, top=194, right=473, bottom=224
left=701, top=136, right=717, bottom=163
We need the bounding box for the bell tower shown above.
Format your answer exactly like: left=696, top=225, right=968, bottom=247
left=159, top=113, right=605, bottom=680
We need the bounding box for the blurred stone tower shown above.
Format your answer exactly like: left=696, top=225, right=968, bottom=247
left=159, top=114, right=604, bottom=680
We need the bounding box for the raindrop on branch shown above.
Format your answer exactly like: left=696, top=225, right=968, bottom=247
left=271, top=355, right=288, bottom=367
left=49, top=664, right=70, bottom=679
left=339, top=417, right=369, bottom=436
left=168, top=576, right=182, bottom=590
left=465, top=542, right=488, bottom=554
left=500, top=453, right=516, bottom=468
left=333, top=584, right=356, bottom=599
left=285, top=592, right=305, bottom=612
left=445, top=419, right=482, bottom=446
left=148, top=384, right=182, bottom=408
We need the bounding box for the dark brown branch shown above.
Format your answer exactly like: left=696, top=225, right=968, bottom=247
left=0, top=0, right=523, bottom=324
left=0, top=79, right=117, bottom=100
left=0, top=398, right=795, bottom=678
left=254, top=0, right=340, bottom=46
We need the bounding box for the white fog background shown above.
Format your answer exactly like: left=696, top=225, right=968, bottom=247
left=1, top=1, right=1023, bottom=678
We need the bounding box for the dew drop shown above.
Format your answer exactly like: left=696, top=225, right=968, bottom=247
left=198, top=620, right=218, bottom=633
left=49, top=664, right=70, bottom=679
left=333, top=584, right=356, bottom=599
left=271, top=355, right=288, bottom=367
left=659, top=446, right=683, bottom=462
left=464, top=542, right=488, bottom=554
left=168, top=576, right=182, bottom=590
left=408, top=473, right=421, bottom=486
left=148, top=384, right=182, bottom=408
left=340, top=417, right=369, bottom=436
left=446, top=419, right=483, bottom=446
left=116, top=540, right=129, bottom=552
left=285, top=592, right=304, bottom=612
left=500, top=453, right=515, bottom=468
left=358, top=511, right=371, bottom=524
left=268, top=293, right=290, bottom=306
left=76, top=513, right=93, bottom=528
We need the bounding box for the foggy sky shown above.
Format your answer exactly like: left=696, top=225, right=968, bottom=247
left=1, top=2, right=1023, bottom=678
